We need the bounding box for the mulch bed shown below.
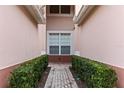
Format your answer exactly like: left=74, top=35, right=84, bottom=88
left=69, top=67, right=87, bottom=88
left=38, top=67, right=51, bottom=88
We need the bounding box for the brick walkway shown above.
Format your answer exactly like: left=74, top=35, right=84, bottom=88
left=44, top=63, right=78, bottom=88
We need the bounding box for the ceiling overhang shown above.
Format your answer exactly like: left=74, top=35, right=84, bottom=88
left=25, top=5, right=46, bottom=24
left=73, top=5, right=95, bottom=26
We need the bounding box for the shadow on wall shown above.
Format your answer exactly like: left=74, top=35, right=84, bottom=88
left=0, top=64, right=20, bottom=88
left=80, top=6, right=100, bottom=26
left=17, top=5, right=37, bottom=27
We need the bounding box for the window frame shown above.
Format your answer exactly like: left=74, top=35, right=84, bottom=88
left=47, top=31, right=73, bottom=55
left=47, top=5, right=74, bottom=17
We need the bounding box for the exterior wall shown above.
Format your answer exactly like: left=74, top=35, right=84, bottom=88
left=75, top=5, right=124, bottom=87
left=73, top=24, right=81, bottom=55
left=46, top=5, right=74, bottom=31
left=47, top=16, right=74, bottom=31
left=0, top=64, right=20, bottom=87
left=0, top=6, right=42, bottom=87
left=111, top=65, right=124, bottom=87
left=38, top=24, right=47, bottom=54
left=46, top=5, right=74, bottom=62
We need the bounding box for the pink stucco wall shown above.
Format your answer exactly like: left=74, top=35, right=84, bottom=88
left=77, top=6, right=124, bottom=68
left=38, top=24, right=46, bottom=54
left=74, top=5, right=124, bottom=87
left=73, top=24, right=81, bottom=54
left=0, top=64, right=20, bottom=87
left=0, top=6, right=41, bottom=70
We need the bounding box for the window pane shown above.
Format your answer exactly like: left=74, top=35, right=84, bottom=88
left=60, top=33, right=71, bottom=45
left=50, top=5, right=59, bottom=14
left=61, top=5, right=70, bottom=14
left=49, top=33, right=59, bottom=45
left=61, top=46, right=70, bottom=54
left=50, top=46, right=59, bottom=54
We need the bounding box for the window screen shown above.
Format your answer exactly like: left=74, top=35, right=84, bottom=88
left=49, top=33, right=59, bottom=45
left=61, top=5, right=71, bottom=14
left=60, top=33, right=71, bottom=46
left=50, top=46, right=59, bottom=54
left=50, top=5, right=59, bottom=13
left=49, top=33, right=59, bottom=54
left=61, top=46, right=70, bottom=54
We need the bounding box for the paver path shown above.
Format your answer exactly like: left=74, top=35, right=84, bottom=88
left=44, top=63, right=78, bottom=88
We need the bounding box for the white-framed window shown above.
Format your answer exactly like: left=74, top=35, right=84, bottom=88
left=47, top=5, right=74, bottom=16
left=47, top=31, right=73, bottom=55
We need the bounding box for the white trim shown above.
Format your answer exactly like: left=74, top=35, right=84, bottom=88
left=0, top=54, right=41, bottom=70
left=74, top=51, right=80, bottom=56
left=47, top=30, right=73, bottom=55
left=2, top=54, right=124, bottom=70
left=73, top=54, right=124, bottom=69
left=59, top=33, right=61, bottom=55
left=73, top=5, right=95, bottom=25
left=25, top=5, right=46, bottom=24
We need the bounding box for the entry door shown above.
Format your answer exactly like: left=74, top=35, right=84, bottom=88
left=47, top=31, right=72, bottom=62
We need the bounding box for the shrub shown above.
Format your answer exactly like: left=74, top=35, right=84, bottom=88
left=72, top=55, right=117, bottom=88
left=9, top=55, right=48, bottom=88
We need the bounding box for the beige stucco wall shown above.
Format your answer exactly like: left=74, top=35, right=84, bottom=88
left=46, top=5, right=74, bottom=31
left=0, top=6, right=41, bottom=70
left=47, top=16, right=74, bottom=31
left=76, top=5, right=124, bottom=68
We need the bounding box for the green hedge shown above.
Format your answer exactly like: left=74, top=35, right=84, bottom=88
left=9, top=55, right=48, bottom=88
left=72, top=55, right=117, bottom=88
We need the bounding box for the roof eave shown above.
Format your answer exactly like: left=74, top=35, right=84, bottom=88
left=25, top=5, right=46, bottom=24
left=73, top=5, right=95, bottom=26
